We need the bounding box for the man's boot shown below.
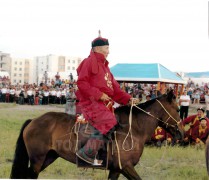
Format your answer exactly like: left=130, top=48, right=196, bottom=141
left=76, top=132, right=105, bottom=165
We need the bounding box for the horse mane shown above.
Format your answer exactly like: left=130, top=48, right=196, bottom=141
left=115, top=94, right=166, bottom=115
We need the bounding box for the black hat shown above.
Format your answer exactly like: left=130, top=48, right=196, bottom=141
left=91, top=30, right=109, bottom=47
left=199, top=117, right=206, bottom=121
left=197, top=107, right=205, bottom=113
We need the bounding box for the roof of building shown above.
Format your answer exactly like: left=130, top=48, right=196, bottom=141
left=184, top=71, right=209, bottom=78
left=110, top=63, right=186, bottom=84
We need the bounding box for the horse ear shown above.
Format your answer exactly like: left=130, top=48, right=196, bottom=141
left=167, top=90, right=175, bottom=103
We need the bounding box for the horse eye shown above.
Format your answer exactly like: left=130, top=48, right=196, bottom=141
left=177, top=109, right=180, bottom=113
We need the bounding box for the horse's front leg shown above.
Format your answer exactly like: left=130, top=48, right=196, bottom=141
left=108, top=169, right=121, bottom=180
left=121, top=164, right=141, bottom=180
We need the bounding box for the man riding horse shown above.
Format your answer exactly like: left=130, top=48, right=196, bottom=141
left=75, top=31, right=137, bottom=165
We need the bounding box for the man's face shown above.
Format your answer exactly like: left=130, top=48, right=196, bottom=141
left=200, top=119, right=207, bottom=127
left=197, top=110, right=204, bottom=117
left=97, top=45, right=109, bottom=59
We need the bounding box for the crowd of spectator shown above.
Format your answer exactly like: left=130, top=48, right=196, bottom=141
left=0, top=76, right=10, bottom=87
left=0, top=79, right=76, bottom=105
left=146, top=80, right=209, bottom=148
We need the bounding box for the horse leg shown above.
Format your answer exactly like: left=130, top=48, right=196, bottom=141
left=121, top=165, right=141, bottom=180
left=27, top=166, right=39, bottom=179
left=27, top=150, right=59, bottom=178
left=28, top=154, right=47, bottom=178
left=40, top=150, right=59, bottom=171
left=108, top=170, right=121, bottom=180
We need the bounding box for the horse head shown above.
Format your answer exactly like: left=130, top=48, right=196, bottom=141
left=157, top=89, right=184, bottom=142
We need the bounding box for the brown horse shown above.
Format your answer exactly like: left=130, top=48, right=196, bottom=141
left=10, top=90, right=183, bottom=179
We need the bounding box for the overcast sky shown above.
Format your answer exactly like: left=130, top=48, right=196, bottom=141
left=0, top=0, right=208, bottom=72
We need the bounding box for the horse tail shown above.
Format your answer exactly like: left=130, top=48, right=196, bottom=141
left=206, top=136, right=209, bottom=175
left=10, top=119, right=32, bottom=179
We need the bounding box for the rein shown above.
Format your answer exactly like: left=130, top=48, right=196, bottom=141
left=122, top=98, right=179, bottom=152
left=156, top=99, right=179, bottom=125
left=134, top=99, right=178, bottom=128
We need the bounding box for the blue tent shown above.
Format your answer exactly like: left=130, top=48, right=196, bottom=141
left=110, top=63, right=186, bottom=84
left=185, top=71, right=209, bottom=78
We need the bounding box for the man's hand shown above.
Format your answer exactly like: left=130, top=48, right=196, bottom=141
left=167, top=138, right=172, bottom=142
left=100, top=93, right=111, bottom=101
left=129, top=98, right=140, bottom=105
left=156, top=135, right=164, bottom=140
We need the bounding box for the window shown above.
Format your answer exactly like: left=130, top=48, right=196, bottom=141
left=19, top=74, right=22, bottom=77
left=14, top=73, right=16, bottom=77
left=13, top=80, right=16, bottom=83
left=59, top=56, right=65, bottom=64
left=72, top=67, right=75, bottom=70
left=68, top=60, right=70, bottom=63
left=15, top=61, right=17, bottom=65
left=19, top=68, right=22, bottom=71
left=14, top=67, right=17, bottom=71
left=19, top=80, right=21, bottom=83
left=72, top=60, right=75, bottom=63
left=67, top=66, right=70, bottom=70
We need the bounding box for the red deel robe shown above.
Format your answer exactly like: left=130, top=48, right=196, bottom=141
left=151, top=127, right=166, bottom=142
left=191, top=124, right=209, bottom=143
left=76, top=51, right=131, bottom=134
left=182, top=114, right=209, bottom=136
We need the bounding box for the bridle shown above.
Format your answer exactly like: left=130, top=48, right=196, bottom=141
left=122, top=98, right=180, bottom=152
left=132, top=99, right=179, bottom=128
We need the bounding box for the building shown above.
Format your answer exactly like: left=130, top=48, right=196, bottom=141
left=65, top=56, right=82, bottom=74
left=0, top=52, right=82, bottom=85
left=32, top=54, right=82, bottom=85
left=0, top=51, right=12, bottom=75
left=11, top=58, right=31, bottom=85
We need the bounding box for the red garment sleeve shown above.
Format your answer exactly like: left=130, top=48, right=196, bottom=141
left=182, top=115, right=196, bottom=126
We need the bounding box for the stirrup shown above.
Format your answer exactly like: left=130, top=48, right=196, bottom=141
left=76, top=152, right=103, bottom=166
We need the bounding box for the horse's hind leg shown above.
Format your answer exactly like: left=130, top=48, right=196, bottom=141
left=121, top=165, right=142, bottom=180
left=108, top=170, right=121, bottom=180
left=27, top=166, right=39, bottom=179
left=40, top=150, right=59, bottom=171
left=28, top=154, right=47, bottom=178
left=27, top=150, right=59, bottom=178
